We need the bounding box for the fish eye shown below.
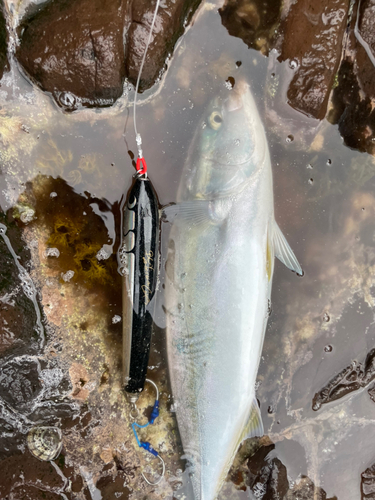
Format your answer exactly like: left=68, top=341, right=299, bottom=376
left=209, top=111, right=223, bottom=130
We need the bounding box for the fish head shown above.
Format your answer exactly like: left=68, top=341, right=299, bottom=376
left=181, top=80, right=268, bottom=201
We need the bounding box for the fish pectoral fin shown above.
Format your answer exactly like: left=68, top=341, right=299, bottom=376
left=272, top=220, right=303, bottom=276
left=240, top=397, right=264, bottom=443
left=161, top=200, right=213, bottom=227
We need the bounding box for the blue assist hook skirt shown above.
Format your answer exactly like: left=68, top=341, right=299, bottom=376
left=130, top=380, right=164, bottom=485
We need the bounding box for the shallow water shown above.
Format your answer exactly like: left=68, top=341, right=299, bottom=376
left=1, top=0, right=375, bottom=499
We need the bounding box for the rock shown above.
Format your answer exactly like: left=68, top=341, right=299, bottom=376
left=277, top=0, right=350, bottom=120
left=364, top=348, right=375, bottom=382
left=0, top=453, right=67, bottom=499
left=219, top=0, right=282, bottom=56
left=8, top=487, right=62, bottom=500
left=16, top=0, right=129, bottom=110
left=0, top=415, right=25, bottom=461
left=126, top=0, right=202, bottom=90
left=0, top=357, right=42, bottom=412
left=0, top=1, right=8, bottom=80
left=362, top=463, right=375, bottom=499
left=312, top=347, right=375, bottom=410
left=69, top=362, right=90, bottom=400
left=328, top=0, right=375, bottom=154
left=0, top=212, right=41, bottom=359
left=368, top=383, right=375, bottom=403
left=96, top=475, right=131, bottom=499
left=285, top=476, right=337, bottom=500
left=355, top=0, right=375, bottom=103
left=247, top=443, right=338, bottom=500
left=247, top=443, right=289, bottom=499
left=312, top=361, right=364, bottom=410
left=16, top=0, right=202, bottom=110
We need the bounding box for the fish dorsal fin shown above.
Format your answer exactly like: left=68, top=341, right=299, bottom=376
left=272, top=220, right=303, bottom=276
left=240, top=397, right=264, bottom=443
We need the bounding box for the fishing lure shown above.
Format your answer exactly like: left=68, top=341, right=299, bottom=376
left=121, top=0, right=161, bottom=401
left=122, top=175, right=159, bottom=397
left=120, top=0, right=164, bottom=485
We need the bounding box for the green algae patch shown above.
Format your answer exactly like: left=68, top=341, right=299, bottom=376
left=20, top=175, right=120, bottom=291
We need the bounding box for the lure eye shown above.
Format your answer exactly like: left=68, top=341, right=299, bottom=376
left=209, top=111, right=223, bottom=130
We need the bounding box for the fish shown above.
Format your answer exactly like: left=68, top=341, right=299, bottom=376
left=163, top=80, right=302, bottom=500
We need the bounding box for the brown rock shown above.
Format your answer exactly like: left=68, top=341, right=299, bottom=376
left=368, top=383, right=375, bottom=403
left=219, top=0, right=282, bottom=56
left=247, top=443, right=289, bottom=499
left=0, top=358, right=43, bottom=412
left=8, top=486, right=62, bottom=500
left=16, top=0, right=130, bottom=110
left=285, top=476, right=337, bottom=500
left=69, top=362, right=89, bottom=400
left=0, top=1, right=8, bottom=80
left=16, top=0, right=201, bottom=110
left=362, top=462, right=375, bottom=499
left=0, top=214, right=40, bottom=358
left=328, top=0, right=375, bottom=154
left=278, top=0, right=350, bottom=120
left=0, top=453, right=66, bottom=499
left=126, top=0, right=201, bottom=90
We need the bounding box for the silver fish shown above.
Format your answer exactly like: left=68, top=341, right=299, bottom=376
left=164, top=80, right=302, bottom=500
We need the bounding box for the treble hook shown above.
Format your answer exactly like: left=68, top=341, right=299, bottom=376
left=142, top=454, right=165, bottom=486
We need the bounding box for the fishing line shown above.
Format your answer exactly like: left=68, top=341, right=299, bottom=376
left=133, top=0, right=161, bottom=176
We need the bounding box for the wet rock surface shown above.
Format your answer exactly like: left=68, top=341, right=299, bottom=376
left=312, top=347, right=375, bottom=410
left=247, top=443, right=289, bottom=499
left=285, top=476, right=337, bottom=500
left=362, top=462, right=375, bottom=500
left=16, top=0, right=130, bottom=110
left=126, top=0, right=201, bottom=90
left=328, top=0, right=375, bottom=154
left=277, top=0, right=350, bottom=120
left=0, top=175, right=182, bottom=499
left=247, top=443, right=338, bottom=500
left=0, top=1, right=7, bottom=80
left=0, top=213, right=40, bottom=359
left=0, top=357, right=43, bottom=411
left=16, top=0, right=201, bottom=110
left=219, top=0, right=282, bottom=56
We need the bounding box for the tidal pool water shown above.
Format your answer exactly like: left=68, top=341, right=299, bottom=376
left=1, top=0, right=375, bottom=499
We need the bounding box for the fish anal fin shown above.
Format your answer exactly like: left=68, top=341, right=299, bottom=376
left=273, top=220, right=303, bottom=276
left=240, top=397, right=264, bottom=443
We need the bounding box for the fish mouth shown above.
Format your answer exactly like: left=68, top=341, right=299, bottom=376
left=226, top=79, right=250, bottom=111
